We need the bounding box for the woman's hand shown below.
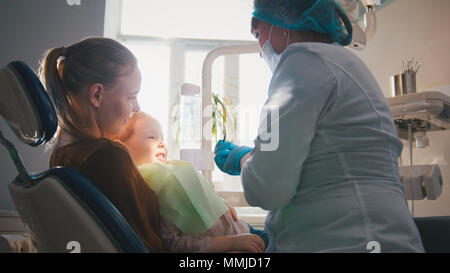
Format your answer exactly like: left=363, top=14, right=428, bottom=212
left=223, top=199, right=238, bottom=222
left=231, top=234, right=265, bottom=253
left=210, top=234, right=265, bottom=253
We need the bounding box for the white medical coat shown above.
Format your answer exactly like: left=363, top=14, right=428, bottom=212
left=241, top=42, right=424, bottom=253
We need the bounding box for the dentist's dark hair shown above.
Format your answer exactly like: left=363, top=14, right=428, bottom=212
left=39, top=37, right=137, bottom=140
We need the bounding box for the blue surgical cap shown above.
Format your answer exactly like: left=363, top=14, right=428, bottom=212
left=253, top=0, right=353, bottom=46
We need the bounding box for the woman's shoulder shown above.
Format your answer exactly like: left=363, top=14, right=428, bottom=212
left=97, top=138, right=130, bottom=153
left=83, top=138, right=132, bottom=164
left=50, top=138, right=131, bottom=168
left=56, top=138, right=140, bottom=188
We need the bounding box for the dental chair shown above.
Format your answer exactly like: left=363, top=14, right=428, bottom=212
left=0, top=61, right=148, bottom=253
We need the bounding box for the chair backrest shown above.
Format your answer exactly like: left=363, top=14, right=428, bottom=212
left=414, top=217, right=450, bottom=253
left=0, top=61, right=148, bottom=253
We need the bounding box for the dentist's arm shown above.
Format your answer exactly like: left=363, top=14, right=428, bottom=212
left=241, top=49, right=336, bottom=210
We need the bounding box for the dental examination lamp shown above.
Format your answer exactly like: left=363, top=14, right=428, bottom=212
left=0, top=61, right=148, bottom=252
left=340, top=0, right=381, bottom=50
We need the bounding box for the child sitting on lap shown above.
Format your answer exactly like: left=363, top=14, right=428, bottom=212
left=118, top=112, right=268, bottom=253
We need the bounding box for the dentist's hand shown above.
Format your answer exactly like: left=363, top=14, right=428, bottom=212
left=214, top=140, right=252, bottom=176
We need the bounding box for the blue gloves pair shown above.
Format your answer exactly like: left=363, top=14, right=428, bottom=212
left=214, top=140, right=252, bottom=176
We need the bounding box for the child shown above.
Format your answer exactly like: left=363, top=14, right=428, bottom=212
left=118, top=112, right=268, bottom=253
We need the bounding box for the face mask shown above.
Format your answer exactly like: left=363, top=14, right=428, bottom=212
left=260, top=25, right=289, bottom=73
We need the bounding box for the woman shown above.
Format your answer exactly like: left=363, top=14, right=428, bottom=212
left=39, top=37, right=163, bottom=252
left=214, top=0, right=424, bottom=252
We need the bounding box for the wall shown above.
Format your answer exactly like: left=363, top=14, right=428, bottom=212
left=354, top=0, right=450, bottom=216
left=0, top=0, right=105, bottom=210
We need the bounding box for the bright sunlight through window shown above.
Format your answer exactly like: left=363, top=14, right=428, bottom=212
left=121, top=0, right=255, bottom=41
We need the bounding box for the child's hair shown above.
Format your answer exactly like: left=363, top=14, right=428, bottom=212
left=117, top=111, right=148, bottom=142
left=39, top=37, right=137, bottom=140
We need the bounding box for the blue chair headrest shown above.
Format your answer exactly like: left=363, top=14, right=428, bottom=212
left=0, top=61, right=57, bottom=146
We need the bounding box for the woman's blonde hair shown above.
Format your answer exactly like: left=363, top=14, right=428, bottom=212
left=39, top=37, right=137, bottom=141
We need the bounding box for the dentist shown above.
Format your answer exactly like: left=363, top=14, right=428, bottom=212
left=214, top=0, right=424, bottom=252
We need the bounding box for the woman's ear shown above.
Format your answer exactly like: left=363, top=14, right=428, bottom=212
left=89, top=83, right=104, bottom=108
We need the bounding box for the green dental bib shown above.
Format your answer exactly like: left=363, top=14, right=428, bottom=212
left=138, top=160, right=228, bottom=235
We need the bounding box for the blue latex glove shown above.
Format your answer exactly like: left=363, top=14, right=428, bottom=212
left=214, top=140, right=252, bottom=176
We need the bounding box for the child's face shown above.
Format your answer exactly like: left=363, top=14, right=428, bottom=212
left=124, top=115, right=168, bottom=166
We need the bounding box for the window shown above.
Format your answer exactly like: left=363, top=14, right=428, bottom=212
left=120, top=0, right=255, bottom=41
left=123, top=42, right=171, bottom=139
left=105, top=0, right=271, bottom=224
